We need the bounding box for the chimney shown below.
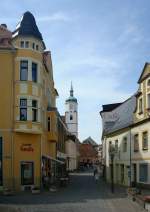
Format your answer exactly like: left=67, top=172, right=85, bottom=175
left=1, top=24, right=7, bottom=29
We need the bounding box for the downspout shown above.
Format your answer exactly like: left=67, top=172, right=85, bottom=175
left=129, top=128, right=132, bottom=187
left=11, top=48, right=16, bottom=190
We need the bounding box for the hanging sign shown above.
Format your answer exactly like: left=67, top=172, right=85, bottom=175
left=20, top=144, right=34, bottom=152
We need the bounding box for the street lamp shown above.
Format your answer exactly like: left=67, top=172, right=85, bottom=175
left=109, top=144, right=116, bottom=193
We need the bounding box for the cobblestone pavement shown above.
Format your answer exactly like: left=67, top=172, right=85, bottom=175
left=0, top=172, right=145, bottom=212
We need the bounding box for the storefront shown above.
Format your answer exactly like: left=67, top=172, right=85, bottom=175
left=57, top=151, right=67, bottom=177
left=21, top=161, right=34, bottom=186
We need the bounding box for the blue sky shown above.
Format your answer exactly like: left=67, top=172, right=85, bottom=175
left=1, top=0, right=150, bottom=143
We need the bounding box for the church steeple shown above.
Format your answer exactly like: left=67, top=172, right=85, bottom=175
left=70, top=82, right=74, bottom=97
left=66, top=82, right=77, bottom=103
left=65, top=82, right=78, bottom=138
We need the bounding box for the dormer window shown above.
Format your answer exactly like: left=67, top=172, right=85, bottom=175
left=147, top=79, right=150, bottom=87
left=20, top=41, right=24, bottom=48
left=25, top=41, right=29, bottom=48
left=36, top=45, right=39, bottom=51
left=139, top=98, right=143, bottom=114
left=32, top=43, right=35, bottom=49
left=147, top=94, right=150, bottom=109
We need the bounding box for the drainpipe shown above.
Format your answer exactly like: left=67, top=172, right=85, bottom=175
left=11, top=49, right=16, bottom=190
left=129, top=128, right=132, bottom=187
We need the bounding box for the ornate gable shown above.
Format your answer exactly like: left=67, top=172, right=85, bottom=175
left=138, top=63, right=150, bottom=83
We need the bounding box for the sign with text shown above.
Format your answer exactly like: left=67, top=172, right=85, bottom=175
left=20, top=144, right=34, bottom=152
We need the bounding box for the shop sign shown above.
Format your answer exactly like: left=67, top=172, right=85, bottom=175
left=20, top=144, right=34, bottom=152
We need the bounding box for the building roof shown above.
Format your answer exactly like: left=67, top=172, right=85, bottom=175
left=12, top=11, right=45, bottom=47
left=79, top=144, right=97, bottom=158
left=138, top=63, right=150, bottom=84
left=101, top=103, right=122, bottom=113
left=0, top=24, right=14, bottom=49
left=103, top=95, right=136, bottom=135
left=82, top=136, right=97, bottom=146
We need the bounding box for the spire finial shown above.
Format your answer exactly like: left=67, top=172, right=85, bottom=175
left=70, top=81, right=74, bottom=97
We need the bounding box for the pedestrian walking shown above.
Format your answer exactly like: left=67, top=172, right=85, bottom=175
left=94, top=172, right=99, bottom=183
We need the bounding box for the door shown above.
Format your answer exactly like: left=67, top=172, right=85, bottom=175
left=120, top=164, right=124, bottom=184
left=21, top=162, right=34, bottom=185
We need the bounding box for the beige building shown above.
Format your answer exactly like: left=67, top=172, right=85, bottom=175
left=101, top=62, right=150, bottom=188
left=65, top=135, right=78, bottom=171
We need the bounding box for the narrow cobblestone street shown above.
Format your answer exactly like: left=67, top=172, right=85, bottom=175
left=0, top=172, right=145, bottom=212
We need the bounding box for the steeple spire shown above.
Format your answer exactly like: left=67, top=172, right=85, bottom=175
left=70, top=81, right=74, bottom=97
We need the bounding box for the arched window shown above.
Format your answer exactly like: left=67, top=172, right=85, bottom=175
left=70, top=115, right=73, bottom=120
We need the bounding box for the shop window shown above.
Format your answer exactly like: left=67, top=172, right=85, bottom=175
left=32, top=62, right=38, bottom=82
left=20, top=99, right=27, bottom=121
left=0, top=137, right=3, bottom=186
left=21, top=162, right=34, bottom=185
left=139, top=98, right=143, bottom=114
left=123, top=137, right=127, bottom=152
left=25, top=41, right=29, bottom=48
left=134, top=134, right=139, bottom=152
left=32, top=100, right=38, bottom=122
left=20, top=60, right=28, bottom=81
left=48, top=117, right=50, bottom=131
left=142, top=131, right=148, bottom=150
left=139, top=163, right=148, bottom=182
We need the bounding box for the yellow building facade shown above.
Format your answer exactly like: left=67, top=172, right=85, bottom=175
left=0, top=12, right=58, bottom=191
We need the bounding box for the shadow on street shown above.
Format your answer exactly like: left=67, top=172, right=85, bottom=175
left=0, top=171, right=127, bottom=205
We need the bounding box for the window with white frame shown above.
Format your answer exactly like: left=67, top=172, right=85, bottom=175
left=123, top=137, right=127, bottom=152
left=20, top=60, right=28, bottom=81
left=20, top=41, right=24, bottom=48
left=32, top=100, right=38, bottom=122
left=25, top=41, right=29, bottom=48
left=147, top=94, right=150, bottom=109
left=20, top=99, right=27, bottom=121
left=142, top=131, right=148, bottom=150
left=147, top=79, right=150, bottom=87
left=115, top=140, right=118, bottom=152
left=139, top=98, right=143, bottom=114
left=36, top=45, right=39, bottom=51
left=32, top=62, right=38, bottom=82
left=134, top=134, right=139, bottom=152
left=32, top=43, right=35, bottom=49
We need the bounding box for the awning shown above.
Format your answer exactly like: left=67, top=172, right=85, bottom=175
left=42, top=155, right=65, bottom=164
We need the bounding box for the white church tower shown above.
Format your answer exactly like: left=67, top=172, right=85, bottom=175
left=65, top=83, right=78, bottom=138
